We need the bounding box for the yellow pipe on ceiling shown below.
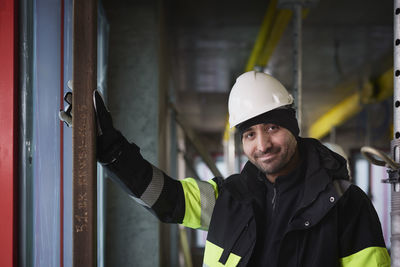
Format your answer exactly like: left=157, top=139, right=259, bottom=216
left=375, top=67, right=394, bottom=101
left=257, top=9, right=292, bottom=66
left=308, top=93, right=363, bottom=139
left=245, top=0, right=279, bottom=72
left=308, top=68, right=394, bottom=139
left=255, top=8, right=308, bottom=68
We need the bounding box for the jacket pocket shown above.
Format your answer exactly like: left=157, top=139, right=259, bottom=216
left=204, top=215, right=253, bottom=267
left=203, top=240, right=242, bottom=267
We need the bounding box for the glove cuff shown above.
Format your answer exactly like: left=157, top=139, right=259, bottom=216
left=97, top=130, right=135, bottom=164
left=98, top=132, right=152, bottom=197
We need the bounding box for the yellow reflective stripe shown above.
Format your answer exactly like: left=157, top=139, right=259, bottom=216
left=180, top=178, right=202, bottom=228
left=340, top=247, right=390, bottom=267
left=203, top=240, right=241, bottom=267
left=180, top=178, right=218, bottom=229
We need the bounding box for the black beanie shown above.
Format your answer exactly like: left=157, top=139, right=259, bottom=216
left=237, top=108, right=300, bottom=137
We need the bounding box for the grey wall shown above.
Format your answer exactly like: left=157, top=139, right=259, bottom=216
left=103, top=1, right=163, bottom=266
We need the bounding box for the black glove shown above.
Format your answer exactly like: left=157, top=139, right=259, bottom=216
left=93, top=90, right=153, bottom=197
left=93, top=90, right=141, bottom=165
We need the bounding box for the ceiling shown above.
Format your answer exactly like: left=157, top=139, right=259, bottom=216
left=166, top=0, right=394, bottom=154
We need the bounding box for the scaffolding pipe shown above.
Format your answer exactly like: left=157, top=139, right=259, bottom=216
left=170, top=103, right=223, bottom=178
left=366, top=3, right=400, bottom=265
left=223, top=124, right=236, bottom=175
left=292, top=4, right=303, bottom=134
left=392, top=1, right=400, bottom=265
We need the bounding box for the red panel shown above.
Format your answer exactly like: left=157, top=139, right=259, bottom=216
left=0, top=0, right=17, bottom=267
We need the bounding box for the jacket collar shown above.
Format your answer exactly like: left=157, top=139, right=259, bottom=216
left=228, top=137, right=349, bottom=204
left=298, top=137, right=350, bottom=208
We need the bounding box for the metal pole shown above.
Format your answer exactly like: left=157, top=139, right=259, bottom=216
left=392, top=2, right=400, bottom=266
left=224, top=127, right=236, bottom=176
left=292, top=4, right=303, bottom=134
left=72, top=0, right=97, bottom=266
left=19, top=0, right=34, bottom=265
left=170, top=103, right=223, bottom=178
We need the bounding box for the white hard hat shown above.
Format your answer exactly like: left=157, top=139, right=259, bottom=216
left=228, top=71, right=294, bottom=128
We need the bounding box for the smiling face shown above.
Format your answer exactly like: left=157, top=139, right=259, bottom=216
left=242, top=123, right=299, bottom=183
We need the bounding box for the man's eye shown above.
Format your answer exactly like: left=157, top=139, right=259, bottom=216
left=267, top=125, right=279, bottom=132
left=243, top=132, right=255, bottom=139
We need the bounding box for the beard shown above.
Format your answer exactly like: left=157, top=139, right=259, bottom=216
left=250, top=146, right=296, bottom=176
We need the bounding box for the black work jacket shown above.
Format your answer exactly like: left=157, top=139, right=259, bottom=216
left=202, top=138, right=389, bottom=267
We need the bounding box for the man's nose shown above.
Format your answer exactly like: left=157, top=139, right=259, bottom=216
left=256, top=133, right=272, bottom=152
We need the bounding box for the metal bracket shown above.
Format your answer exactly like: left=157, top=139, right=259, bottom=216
left=383, top=169, right=400, bottom=184
left=384, top=138, right=400, bottom=184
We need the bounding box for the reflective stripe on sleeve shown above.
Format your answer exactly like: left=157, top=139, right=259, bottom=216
left=180, top=178, right=218, bottom=230
left=139, top=165, right=165, bottom=207
left=203, top=240, right=241, bottom=267
left=197, top=180, right=216, bottom=229
left=339, top=246, right=390, bottom=267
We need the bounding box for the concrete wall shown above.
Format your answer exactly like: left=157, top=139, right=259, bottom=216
left=103, top=1, right=167, bottom=266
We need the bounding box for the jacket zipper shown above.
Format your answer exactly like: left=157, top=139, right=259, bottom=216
left=272, top=185, right=277, bottom=211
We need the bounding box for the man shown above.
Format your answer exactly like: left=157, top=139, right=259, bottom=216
left=62, top=70, right=390, bottom=266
